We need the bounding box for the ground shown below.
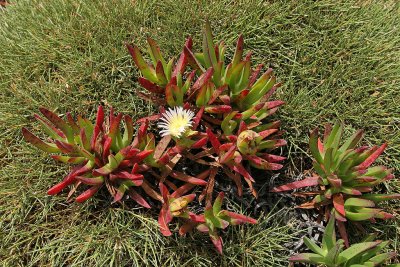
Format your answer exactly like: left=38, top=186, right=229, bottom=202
left=0, top=0, right=399, bottom=266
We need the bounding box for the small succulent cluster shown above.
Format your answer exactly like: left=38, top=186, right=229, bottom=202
left=271, top=123, right=399, bottom=248
left=127, top=21, right=285, bottom=202
left=23, top=22, right=398, bottom=260
left=22, top=106, right=154, bottom=204
left=290, top=215, right=397, bottom=266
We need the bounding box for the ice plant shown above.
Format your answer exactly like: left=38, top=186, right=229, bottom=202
left=158, top=106, right=195, bottom=138
left=127, top=21, right=284, bottom=135
left=290, top=215, right=397, bottom=266
left=179, top=192, right=257, bottom=254
left=22, top=106, right=154, bottom=205
left=21, top=22, right=290, bottom=255
left=272, top=123, right=399, bottom=244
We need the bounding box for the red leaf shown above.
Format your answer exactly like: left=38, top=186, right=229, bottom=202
left=90, top=125, right=100, bottom=151
left=327, top=176, right=342, bottom=188
left=210, top=234, right=223, bottom=255
left=135, top=114, right=160, bottom=125
left=153, top=135, right=171, bottom=160
left=188, top=67, right=214, bottom=97
left=22, top=128, right=60, bottom=153
left=246, top=155, right=283, bottom=170
left=222, top=211, right=257, bottom=225
left=189, top=212, right=206, bottom=223
left=128, top=189, right=151, bottom=208
left=259, top=129, right=278, bottom=139
left=141, top=180, right=162, bottom=201
left=259, top=153, right=286, bottom=163
left=103, top=136, right=112, bottom=160
left=95, top=105, right=104, bottom=129
left=169, top=171, right=208, bottom=186
left=75, top=185, right=101, bottom=203
left=357, top=143, right=387, bottom=170
left=171, top=39, right=190, bottom=76
left=219, top=145, right=236, bottom=164
left=47, top=180, right=69, bottom=195
left=108, top=113, right=123, bottom=138
left=138, top=77, right=164, bottom=94
left=192, top=107, right=204, bottom=130
left=207, top=85, right=227, bottom=105
left=171, top=170, right=210, bottom=198
left=34, top=114, right=65, bottom=138
left=75, top=176, right=104, bottom=185
left=158, top=206, right=172, bottom=236
left=249, top=64, right=263, bottom=87
left=191, top=137, right=208, bottom=149
left=271, top=176, right=319, bottom=192
left=159, top=183, right=170, bottom=202
left=232, top=163, right=255, bottom=182
left=131, top=150, right=154, bottom=162
left=264, top=100, right=285, bottom=110
left=333, top=193, right=345, bottom=217
left=206, top=128, right=221, bottom=154
left=204, top=105, right=232, bottom=114
left=336, top=220, right=349, bottom=247
left=318, top=138, right=324, bottom=153
left=39, top=107, right=71, bottom=137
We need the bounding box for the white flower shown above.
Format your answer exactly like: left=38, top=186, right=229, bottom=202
left=158, top=107, right=195, bottom=138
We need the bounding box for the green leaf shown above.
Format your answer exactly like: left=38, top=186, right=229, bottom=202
left=126, top=44, right=157, bottom=83
left=289, top=253, right=325, bottom=264
left=242, top=76, right=275, bottom=108
left=22, top=128, right=60, bottom=153
left=227, top=61, right=245, bottom=94
left=202, top=21, right=218, bottom=68
left=322, top=216, right=336, bottom=252
left=366, top=252, right=397, bottom=265
left=325, top=240, right=344, bottom=265
left=310, top=128, right=324, bottom=164
left=303, top=237, right=325, bottom=256
left=221, top=111, right=238, bottom=135
left=213, top=192, right=224, bottom=214
left=39, top=107, right=74, bottom=143
left=344, top=198, right=375, bottom=208
left=232, top=35, right=244, bottom=67
left=147, top=37, right=167, bottom=71
left=338, top=241, right=381, bottom=264
left=360, top=193, right=400, bottom=202
left=325, top=123, right=341, bottom=149
left=339, top=129, right=364, bottom=152
left=34, top=114, right=64, bottom=140
left=331, top=123, right=343, bottom=150
left=323, top=147, right=334, bottom=173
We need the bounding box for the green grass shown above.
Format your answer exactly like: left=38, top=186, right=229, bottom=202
left=0, top=0, right=399, bottom=266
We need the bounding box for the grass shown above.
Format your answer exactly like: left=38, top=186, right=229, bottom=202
left=0, top=0, right=399, bottom=265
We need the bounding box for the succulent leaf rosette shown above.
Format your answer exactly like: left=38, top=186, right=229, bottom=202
left=272, top=123, right=399, bottom=245
left=22, top=106, right=154, bottom=204
left=128, top=21, right=286, bottom=203
left=290, top=215, right=397, bottom=266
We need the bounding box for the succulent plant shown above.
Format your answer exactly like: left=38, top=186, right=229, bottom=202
left=272, top=123, right=399, bottom=244
left=126, top=22, right=287, bottom=203
left=22, top=106, right=154, bottom=204
left=290, top=215, right=397, bottom=266
left=179, top=192, right=257, bottom=254
left=191, top=121, right=286, bottom=199
left=127, top=21, right=284, bottom=135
